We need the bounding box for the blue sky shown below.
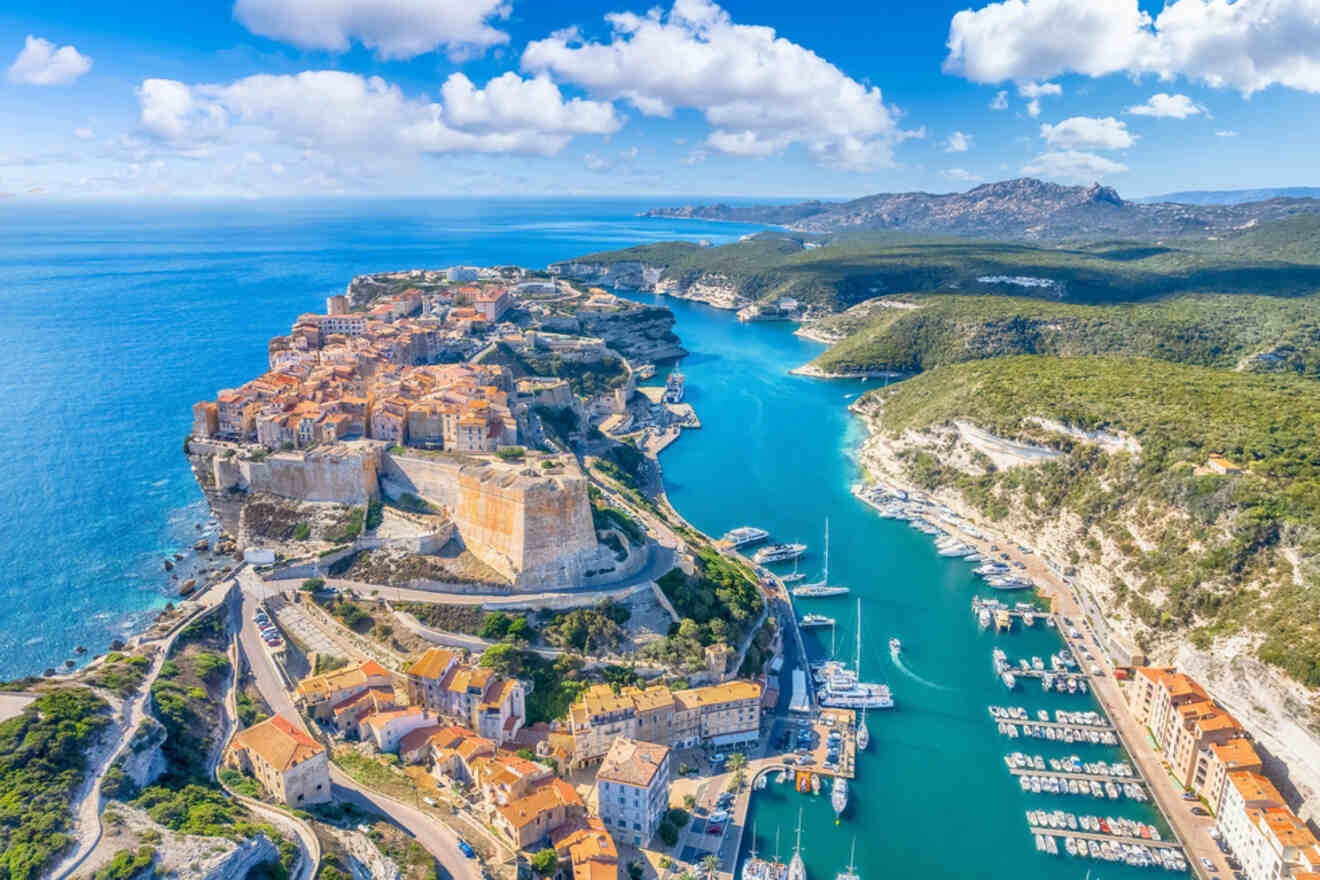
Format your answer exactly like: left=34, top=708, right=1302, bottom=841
left=2, top=0, right=1317, bottom=199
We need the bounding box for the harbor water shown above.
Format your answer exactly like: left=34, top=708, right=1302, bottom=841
left=614, top=291, right=1186, bottom=879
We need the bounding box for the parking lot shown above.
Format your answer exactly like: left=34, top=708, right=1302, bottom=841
left=267, top=599, right=340, bottom=657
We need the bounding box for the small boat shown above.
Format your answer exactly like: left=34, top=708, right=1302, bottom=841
left=856, top=708, right=870, bottom=751
left=788, top=811, right=806, bottom=880
left=776, top=770, right=787, bottom=784
left=1001, top=671, right=1017, bottom=689
left=811, top=774, right=821, bottom=796
left=978, top=608, right=992, bottom=628
left=831, top=776, right=848, bottom=817
left=888, top=637, right=902, bottom=656
left=800, top=614, right=835, bottom=628
left=757, top=774, right=768, bottom=790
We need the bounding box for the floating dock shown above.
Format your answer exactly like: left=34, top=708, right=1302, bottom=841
left=1029, top=826, right=1183, bottom=851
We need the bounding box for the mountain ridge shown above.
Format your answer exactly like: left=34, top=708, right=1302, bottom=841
left=645, top=177, right=1320, bottom=241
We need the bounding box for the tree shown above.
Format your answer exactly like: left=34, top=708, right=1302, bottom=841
left=531, top=848, right=559, bottom=876
left=657, top=820, right=678, bottom=847
left=727, top=752, right=747, bottom=774
left=683, top=794, right=697, bottom=810
left=701, top=856, right=720, bottom=879
left=300, top=577, right=324, bottom=592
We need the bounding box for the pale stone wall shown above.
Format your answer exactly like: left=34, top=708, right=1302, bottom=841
left=207, top=442, right=381, bottom=505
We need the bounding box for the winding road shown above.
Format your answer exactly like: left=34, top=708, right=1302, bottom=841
left=236, top=572, right=481, bottom=880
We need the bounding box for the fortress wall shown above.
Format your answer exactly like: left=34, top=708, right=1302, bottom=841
left=208, top=445, right=380, bottom=505
left=379, top=454, right=463, bottom=510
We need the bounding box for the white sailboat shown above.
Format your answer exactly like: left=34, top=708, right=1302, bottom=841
left=792, top=518, right=849, bottom=597
left=817, top=598, right=894, bottom=709
left=788, top=809, right=806, bottom=880
left=856, top=707, right=870, bottom=751
left=835, top=838, right=860, bottom=880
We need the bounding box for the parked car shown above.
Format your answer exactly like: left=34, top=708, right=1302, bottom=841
left=423, top=796, right=437, bottom=807
left=458, top=840, right=475, bottom=859
left=1193, top=807, right=1211, bottom=817
left=1200, top=856, right=1216, bottom=871
left=706, top=824, right=724, bottom=836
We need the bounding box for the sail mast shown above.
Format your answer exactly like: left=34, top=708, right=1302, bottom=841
left=823, top=518, right=829, bottom=584
left=855, top=597, right=862, bottom=677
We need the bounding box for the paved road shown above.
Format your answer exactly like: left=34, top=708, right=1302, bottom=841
left=236, top=571, right=480, bottom=880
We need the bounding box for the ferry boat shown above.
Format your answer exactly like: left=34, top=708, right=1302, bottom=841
left=794, top=518, right=848, bottom=597
left=788, top=811, right=806, bottom=880
left=856, top=708, right=870, bottom=751
left=834, top=838, right=859, bottom=880
left=753, top=543, right=807, bottom=564
left=722, top=526, right=770, bottom=548
left=663, top=367, right=685, bottom=403
left=800, top=614, right=835, bottom=628
left=831, top=776, right=848, bottom=818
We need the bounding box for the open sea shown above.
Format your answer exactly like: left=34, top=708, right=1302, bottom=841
left=0, top=198, right=1182, bottom=878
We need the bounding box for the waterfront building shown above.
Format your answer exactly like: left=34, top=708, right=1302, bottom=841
left=595, top=738, right=671, bottom=847
left=1218, top=771, right=1320, bottom=880
left=295, top=659, right=393, bottom=723
left=1129, top=666, right=1245, bottom=789
left=566, top=680, right=761, bottom=766
left=448, top=266, right=480, bottom=282
left=225, top=715, right=330, bottom=807
left=1203, top=737, right=1263, bottom=813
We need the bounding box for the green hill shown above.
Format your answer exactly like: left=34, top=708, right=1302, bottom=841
left=809, top=293, right=1320, bottom=377
left=859, top=356, right=1320, bottom=685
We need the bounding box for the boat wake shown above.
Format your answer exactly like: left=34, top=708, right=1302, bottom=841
left=893, top=653, right=953, bottom=692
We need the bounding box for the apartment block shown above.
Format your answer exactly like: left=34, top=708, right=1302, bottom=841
left=595, top=738, right=671, bottom=848
left=405, top=647, right=527, bottom=745
left=295, top=659, right=394, bottom=723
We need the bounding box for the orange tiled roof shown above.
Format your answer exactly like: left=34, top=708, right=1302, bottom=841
left=1210, top=737, right=1260, bottom=770
left=231, top=715, right=324, bottom=772
left=407, top=647, right=459, bottom=681
left=496, top=778, right=582, bottom=831
left=1228, top=770, right=1285, bottom=807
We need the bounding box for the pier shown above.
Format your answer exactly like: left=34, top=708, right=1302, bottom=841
left=1010, top=767, right=1144, bottom=786
left=1028, top=826, right=1184, bottom=851
left=990, top=716, right=1115, bottom=734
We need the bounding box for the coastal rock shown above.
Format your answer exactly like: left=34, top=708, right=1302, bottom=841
left=330, top=828, right=403, bottom=880
left=193, top=539, right=210, bottom=552
left=97, top=804, right=280, bottom=880
left=178, top=579, right=196, bottom=595
left=163, top=559, right=174, bottom=571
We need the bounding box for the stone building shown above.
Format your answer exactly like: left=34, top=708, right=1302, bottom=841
left=294, top=659, right=393, bottom=723
left=225, top=715, right=330, bottom=807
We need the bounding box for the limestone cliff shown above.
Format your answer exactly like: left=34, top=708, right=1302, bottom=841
left=538, top=303, right=686, bottom=362
left=554, top=260, right=749, bottom=311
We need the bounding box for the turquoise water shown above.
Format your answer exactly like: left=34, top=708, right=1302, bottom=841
left=0, top=199, right=766, bottom=678
left=613, top=293, right=1184, bottom=880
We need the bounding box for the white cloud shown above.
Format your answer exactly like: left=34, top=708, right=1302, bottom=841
left=1216, top=129, right=1239, bottom=137
left=943, top=131, right=973, bottom=152
left=683, top=148, right=709, bottom=165
left=943, top=167, right=983, bottom=182
left=1018, top=81, right=1060, bottom=117
left=945, top=0, right=1320, bottom=96
left=7, top=35, right=92, bottom=85
left=232, top=0, right=510, bottom=60
left=136, top=70, right=620, bottom=157
left=1125, top=92, right=1204, bottom=118
left=521, top=0, right=917, bottom=170
left=990, top=90, right=1008, bottom=110
left=73, top=127, right=94, bottom=140
left=1040, top=116, right=1136, bottom=150
left=1022, top=149, right=1128, bottom=182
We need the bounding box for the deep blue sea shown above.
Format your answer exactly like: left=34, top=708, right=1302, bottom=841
left=0, top=198, right=765, bottom=678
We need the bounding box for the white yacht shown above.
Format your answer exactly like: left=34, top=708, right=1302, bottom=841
left=834, top=838, right=859, bottom=880
left=800, top=614, right=835, bottom=628
left=722, top=526, right=770, bottom=548
left=856, top=708, right=870, bottom=751
left=788, top=810, right=807, bottom=880
left=753, top=543, right=807, bottom=564
left=818, top=600, right=894, bottom=709
left=793, top=518, right=848, bottom=597
left=831, top=776, right=848, bottom=818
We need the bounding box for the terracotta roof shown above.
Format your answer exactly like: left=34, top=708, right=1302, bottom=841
left=1258, top=807, right=1318, bottom=848
left=496, top=778, right=582, bottom=831
left=1228, top=770, right=1285, bottom=807
left=361, top=706, right=424, bottom=732
left=399, top=724, right=446, bottom=755
left=407, top=647, right=459, bottom=681
left=448, top=665, right=495, bottom=694
left=672, top=680, right=762, bottom=710
left=597, top=738, right=669, bottom=788
left=331, top=686, right=395, bottom=715
left=231, top=715, right=324, bottom=772
left=1210, top=737, right=1261, bottom=770
left=554, top=817, right=619, bottom=880
left=296, top=659, right=391, bottom=700
left=456, top=735, right=496, bottom=760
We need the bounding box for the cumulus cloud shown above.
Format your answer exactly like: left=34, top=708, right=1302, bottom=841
left=1216, top=129, right=1239, bottom=136
left=1040, top=117, right=1136, bottom=150
left=1018, top=81, right=1060, bottom=117
left=136, top=70, right=620, bottom=157
left=945, top=0, right=1320, bottom=96
left=943, top=131, right=973, bottom=152
left=232, top=0, right=510, bottom=60
left=1125, top=92, right=1204, bottom=118
left=7, top=35, right=92, bottom=85
left=1022, top=149, right=1128, bottom=182
left=521, top=0, right=918, bottom=170
left=989, top=90, right=1008, bottom=110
